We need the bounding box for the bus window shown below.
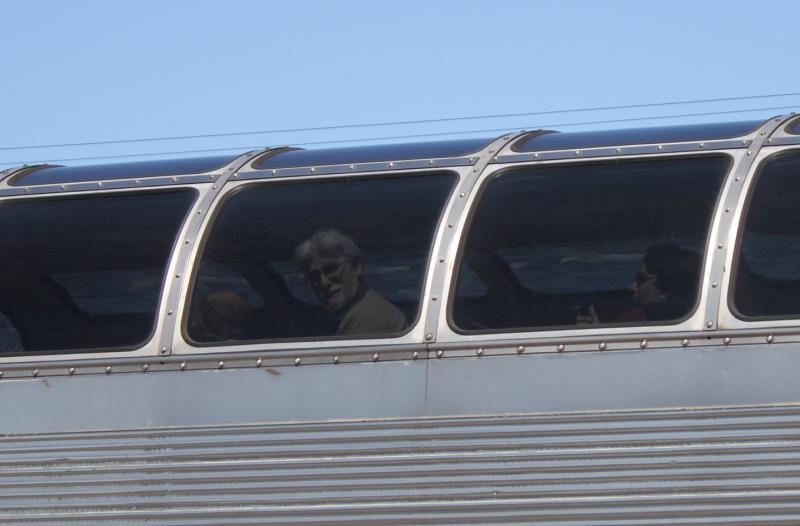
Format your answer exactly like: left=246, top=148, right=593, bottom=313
left=187, top=173, right=456, bottom=344
left=733, top=150, right=800, bottom=318
left=0, top=190, right=195, bottom=354
left=451, top=156, right=730, bottom=333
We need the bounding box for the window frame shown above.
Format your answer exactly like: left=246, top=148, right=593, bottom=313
left=726, top=148, right=800, bottom=324
left=436, top=151, right=737, bottom=344
left=174, top=168, right=463, bottom=354
left=0, top=187, right=199, bottom=361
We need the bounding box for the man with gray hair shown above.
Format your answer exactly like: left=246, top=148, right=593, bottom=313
left=295, top=228, right=407, bottom=336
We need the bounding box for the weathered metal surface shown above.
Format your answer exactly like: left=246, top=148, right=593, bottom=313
left=1, top=403, right=800, bottom=524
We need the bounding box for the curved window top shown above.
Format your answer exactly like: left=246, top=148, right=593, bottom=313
left=512, top=120, right=763, bottom=152
left=187, top=172, right=456, bottom=344
left=253, top=138, right=492, bottom=170
left=10, top=155, right=240, bottom=186
left=788, top=117, right=800, bottom=135
left=0, top=189, right=196, bottom=355
left=451, top=155, right=729, bottom=334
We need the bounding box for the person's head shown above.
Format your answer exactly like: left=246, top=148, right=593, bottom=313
left=632, top=243, right=701, bottom=306
left=295, top=229, right=364, bottom=312
left=194, top=290, right=253, bottom=340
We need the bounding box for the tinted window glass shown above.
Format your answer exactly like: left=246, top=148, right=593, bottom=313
left=513, top=121, right=761, bottom=152
left=733, top=151, right=800, bottom=318
left=0, top=190, right=195, bottom=354
left=788, top=118, right=800, bottom=135
left=254, top=139, right=490, bottom=169
left=188, top=173, right=456, bottom=343
left=11, top=155, right=237, bottom=186
left=452, top=156, right=729, bottom=332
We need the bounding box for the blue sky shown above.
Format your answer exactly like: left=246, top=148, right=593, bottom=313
left=1, top=0, right=799, bottom=167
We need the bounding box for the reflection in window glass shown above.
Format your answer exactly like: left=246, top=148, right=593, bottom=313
left=788, top=118, right=800, bottom=135
left=0, top=190, right=195, bottom=354
left=734, top=151, right=800, bottom=318
left=188, top=173, right=456, bottom=343
left=452, top=156, right=729, bottom=332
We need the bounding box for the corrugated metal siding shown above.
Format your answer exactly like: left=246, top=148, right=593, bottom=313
left=2, top=405, right=800, bottom=525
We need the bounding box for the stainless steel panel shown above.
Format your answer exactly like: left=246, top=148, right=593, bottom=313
left=1, top=401, right=799, bottom=524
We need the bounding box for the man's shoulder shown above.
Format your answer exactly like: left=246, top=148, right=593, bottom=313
left=338, top=289, right=407, bottom=336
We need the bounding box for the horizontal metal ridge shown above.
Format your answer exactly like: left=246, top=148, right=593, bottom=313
left=2, top=405, right=800, bottom=524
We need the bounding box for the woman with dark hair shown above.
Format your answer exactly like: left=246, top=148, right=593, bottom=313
left=577, top=243, right=702, bottom=324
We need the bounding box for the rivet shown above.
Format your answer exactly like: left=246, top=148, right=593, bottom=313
left=760, top=131, right=767, bottom=136
left=388, top=162, right=395, bottom=168
left=476, top=347, right=484, bottom=356
left=742, top=139, right=749, bottom=145
left=574, top=150, right=581, bottom=156
left=135, top=179, right=142, bottom=184
left=428, top=160, right=435, bottom=166
left=349, top=164, right=355, bottom=170
left=180, top=362, right=187, bottom=371
left=438, top=257, right=445, bottom=263
left=32, top=369, right=39, bottom=378
left=60, top=184, right=66, bottom=190
left=447, top=223, right=453, bottom=228
left=436, top=350, right=444, bottom=358
left=68, top=367, right=75, bottom=375
left=723, top=336, right=731, bottom=345
left=185, top=239, right=190, bottom=244
left=488, top=149, right=494, bottom=154
left=699, top=142, right=705, bottom=148
left=97, top=182, right=103, bottom=187
left=233, top=173, right=239, bottom=178
left=160, top=346, right=168, bottom=354
left=724, top=208, right=730, bottom=213
left=473, top=167, right=479, bottom=173
left=459, top=192, right=465, bottom=198
left=640, top=339, right=648, bottom=349
left=212, top=185, right=217, bottom=190
left=167, top=310, right=173, bottom=315
left=197, top=209, right=203, bottom=214
left=767, top=138, right=773, bottom=144
left=615, top=148, right=622, bottom=154
left=412, top=351, right=419, bottom=359
left=372, top=353, right=380, bottom=362
left=175, top=274, right=180, bottom=279
left=217, top=361, right=225, bottom=369
left=517, top=345, right=525, bottom=354
left=717, top=244, right=724, bottom=249
left=142, top=363, right=150, bottom=372
left=425, top=333, right=434, bottom=341
left=294, top=357, right=301, bottom=366
left=105, top=366, right=112, bottom=374
left=256, top=357, right=263, bottom=367
left=657, top=145, right=663, bottom=151
left=171, top=177, right=179, bottom=182
left=533, top=153, right=540, bottom=158
left=333, top=355, right=340, bottom=364
left=767, top=334, right=774, bottom=343
left=469, top=157, right=476, bottom=163
left=310, top=167, right=316, bottom=173
left=271, top=169, right=278, bottom=175
left=706, top=321, right=714, bottom=329
left=711, top=282, right=718, bottom=288
left=598, top=342, right=607, bottom=351
left=25, top=187, right=30, bottom=192
left=431, top=296, right=438, bottom=301
left=557, top=344, right=565, bottom=352
left=681, top=338, right=690, bottom=347
left=735, top=177, right=741, bottom=182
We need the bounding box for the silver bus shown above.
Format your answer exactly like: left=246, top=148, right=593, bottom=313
left=1, top=114, right=800, bottom=524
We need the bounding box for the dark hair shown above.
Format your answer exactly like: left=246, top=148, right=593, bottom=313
left=643, top=243, right=701, bottom=295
